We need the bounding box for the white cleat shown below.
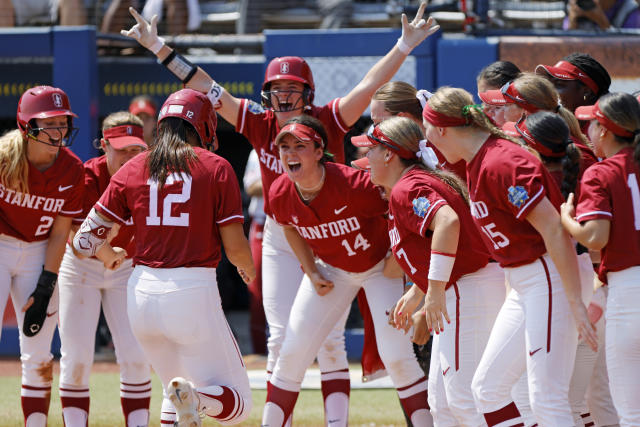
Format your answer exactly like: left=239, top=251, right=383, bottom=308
left=168, top=377, right=202, bottom=427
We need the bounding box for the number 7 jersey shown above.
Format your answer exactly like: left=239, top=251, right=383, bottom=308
left=95, top=147, right=244, bottom=268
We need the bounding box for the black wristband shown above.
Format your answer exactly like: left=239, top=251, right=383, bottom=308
left=36, top=270, right=57, bottom=297
left=160, top=50, right=198, bottom=84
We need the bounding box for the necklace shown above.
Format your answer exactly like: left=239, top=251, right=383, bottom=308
left=295, top=166, right=325, bottom=201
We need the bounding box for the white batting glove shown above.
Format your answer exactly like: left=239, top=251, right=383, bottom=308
left=120, top=7, right=165, bottom=54
left=397, top=2, right=440, bottom=54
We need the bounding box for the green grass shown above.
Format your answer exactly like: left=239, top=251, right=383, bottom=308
left=0, top=372, right=406, bottom=426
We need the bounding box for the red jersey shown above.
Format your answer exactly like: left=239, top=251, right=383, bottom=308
left=388, top=168, right=489, bottom=292
left=96, top=147, right=243, bottom=268
left=466, top=137, right=564, bottom=267
left=269, top=162, right=389, bottom=273
left=575, top=147, right=640, bottom=282
left=236, top=98, right=348, bottom=216
left=572, top=136, right=598, bottom=176
left=73, top=156, right=136, bottom=257
left=428, top=142, right=466, bottom=180
left=0, top=147, right=83, bottom=242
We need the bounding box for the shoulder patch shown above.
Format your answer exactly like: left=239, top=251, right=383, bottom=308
left=247, top=100, right=265, bottom=115
left=507, top=185, right=529, bottom=209
left=412, top=197, right=430, bottom=218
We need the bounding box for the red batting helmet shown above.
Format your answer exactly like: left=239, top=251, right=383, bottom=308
left=17, top=86, right=77, bottom=134
left=158, top=89, right=217, bottom=149
left=261, top=56, right=315, bottom=108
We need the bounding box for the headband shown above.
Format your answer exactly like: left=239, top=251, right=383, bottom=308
left=103, top=124, right=144, bottom=140
left=422, top=103, right=469, bottom=127
left=276, top=123, right=325, bottom=148
left=515, top=118, right=566, bottom=158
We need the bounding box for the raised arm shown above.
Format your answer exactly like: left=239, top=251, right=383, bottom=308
left=527, top=197, right=598, bottom=351
left=121, top=8, right=242, bottom=126
left=338, top=2, right=440, bottom=127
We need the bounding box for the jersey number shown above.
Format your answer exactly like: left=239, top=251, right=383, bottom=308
left=34, top=216, right=54, bottom=237
left=396, top=248, right=418, bottom=274
left=146, top=173, right=192, bottom=227
left=481, top=223, right=510, bottom=250
left=627, top=173, right=640, bottom=230
left=341, top=233, right=371, bottom=256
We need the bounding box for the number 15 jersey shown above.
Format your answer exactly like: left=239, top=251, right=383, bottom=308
left=95, top=147, right=244, bottom=268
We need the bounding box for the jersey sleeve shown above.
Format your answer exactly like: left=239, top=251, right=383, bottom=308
left=213, top=160, right=244, bottom=226
left=59, top=164, right=85, bottom=218
left=95, top=165, right=131, bottom=225
left=575, top=166, right=613, bottom=223
left=74, top=164, right=101, bottom=224
left=319, top=99, right=349, bottom=164
left=393, top=185, right=448, bottom=237
left=499, top=155, right=547, bottom=220
left=236, top=98, right=269, bottom=147
left=350, top=170, right=388, bottom=218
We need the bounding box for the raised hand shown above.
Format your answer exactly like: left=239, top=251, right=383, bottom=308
left=399, top=2, right=440, bottom=52
left=120, top=7, right=163, bottom=53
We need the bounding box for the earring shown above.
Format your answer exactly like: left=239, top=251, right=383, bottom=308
left=584, top=94, right=588, bottom=101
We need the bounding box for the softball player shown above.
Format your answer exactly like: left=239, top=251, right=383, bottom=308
left=353, top=117, right=505, bottom=426
left=424, top=87, right=596, bottom=426
left=476, top=61, right=522, bottom=126
left=57, top=112, right=151, bottom=427
left=120, top=6, right=440, bottom=422
left=73, top=89, right=256, bottom=427
left=561, top=92, right=640, bottom=427
left=478, top=73, right=598, bottom=173
left=262, top=115, right=431, bottom=427
left=0, top=85, right=84, bottom=426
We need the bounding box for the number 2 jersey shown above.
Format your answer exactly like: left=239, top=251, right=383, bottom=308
left=95, top=147, right=243, bottom=268
left=388, top=167, right=489, bottom=292
left=0, top=147, right=83, bottom=242
left=575, top=147, right=640, bottom=282
left=466, top=136, right=564, bottom=267
left=269, top=162, right=390, bottom=273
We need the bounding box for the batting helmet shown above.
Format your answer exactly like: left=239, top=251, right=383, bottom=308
left=261, top=56, right=315, bottom=109
left=158, top=88, right=217, bottom=150
left=17, top=86, right=77, bottom=135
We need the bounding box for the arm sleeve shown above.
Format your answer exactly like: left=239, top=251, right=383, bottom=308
left=214, top=160, right=244, bottom=226
left=501, top=157, right=547, bottom=220
left=575, top=166, right=613, bottom=222
left=392, top=185, right=448, bottom=237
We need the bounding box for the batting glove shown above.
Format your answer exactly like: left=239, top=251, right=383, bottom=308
left=23, top=270, right=57, bottom=337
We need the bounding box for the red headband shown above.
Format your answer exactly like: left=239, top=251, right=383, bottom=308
left=422, top=103, right=468, bottom=127
left=102, top=124, right=147, bottom=149
left=575, top=102, right=635, bottom=138
left=275, top=123, right=325, bottom=148
left=501, top=81, right=540, bottom=114
left=515, top=119, right=566, bottom=158
left=369, top=126, right=416, bottom=159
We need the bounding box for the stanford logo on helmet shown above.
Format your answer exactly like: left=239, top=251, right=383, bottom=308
left=52, top=93, right=63, bottom=108
left=280, top=62, right=290, bottom=74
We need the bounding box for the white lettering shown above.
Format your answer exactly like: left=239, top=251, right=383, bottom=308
left=470, top=199, right=489, bottom=219
left=389, top=226, right=400, bottom=247
left=259, top=148, right=284, bottom=174
left=43, top=198, right=55, bottom=212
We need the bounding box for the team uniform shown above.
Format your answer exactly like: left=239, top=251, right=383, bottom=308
left=575, top=147, right=640, bottom=426
left=236, top=98, right=353, bottom=409
left=0, top=147, right=83, bottom=425
left=263, top=162, right=429, bottom=427
left=57, top=155, right=151, bottom=426
left=467, top=137, right=579, bottom=426
left=94, top=148, right=252, bottom=425
left=387, top=167, right=504, bottom=426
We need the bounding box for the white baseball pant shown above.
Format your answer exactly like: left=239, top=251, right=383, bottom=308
left=605, top=266, right=640, bottom=427
left=262, top=216, right=348, bottom=374
left=472, top=254, right=579, bottom=426
left=428, top=262, right=505, bottom=427
left=127, top=265, right=252, bottom=425
left=57, top=247, right=150, bottom=389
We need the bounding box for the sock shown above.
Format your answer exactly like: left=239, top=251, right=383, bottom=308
left=397, top=376, right=433, bottom=426
left=321, top=369, right=350, bottom=426
left=22, top=384, right=52, bottom=427
left=580, top=412, right=595, bottom=427
left=263, top=380, right=300, bottom=427
left=121, top=380, right=152, bottom=426
left=196, top=384, right=247, bottom=424
left=60, top=385, right=90, bottom=426
left=160, top=397, right=177, bottom=425
left=484, top=402, right=525, bottom=427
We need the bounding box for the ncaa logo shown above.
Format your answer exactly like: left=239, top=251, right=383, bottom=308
left=280, top=62, right=290, bottom=74
left=52, top=93, right=63, bottom=108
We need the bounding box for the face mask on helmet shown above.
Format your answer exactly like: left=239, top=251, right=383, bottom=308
left=26, top=117, right=79, bottom=147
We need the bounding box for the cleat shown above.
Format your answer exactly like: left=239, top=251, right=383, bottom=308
left=168, top=377, right=201, bottom=427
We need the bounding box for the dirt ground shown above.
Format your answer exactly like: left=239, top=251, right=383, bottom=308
left=0, top=354, right=269, bottom=377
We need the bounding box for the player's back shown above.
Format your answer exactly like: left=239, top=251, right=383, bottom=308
left=97, top=147, right=243, bottom=269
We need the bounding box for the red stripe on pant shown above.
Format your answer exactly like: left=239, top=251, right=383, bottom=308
left=539, top=257, right=553, bottom=353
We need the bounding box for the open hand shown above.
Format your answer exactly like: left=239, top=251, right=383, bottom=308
left=400, top=2, right=440, bottom=50
left=120, top=7, right=162, bottom=51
